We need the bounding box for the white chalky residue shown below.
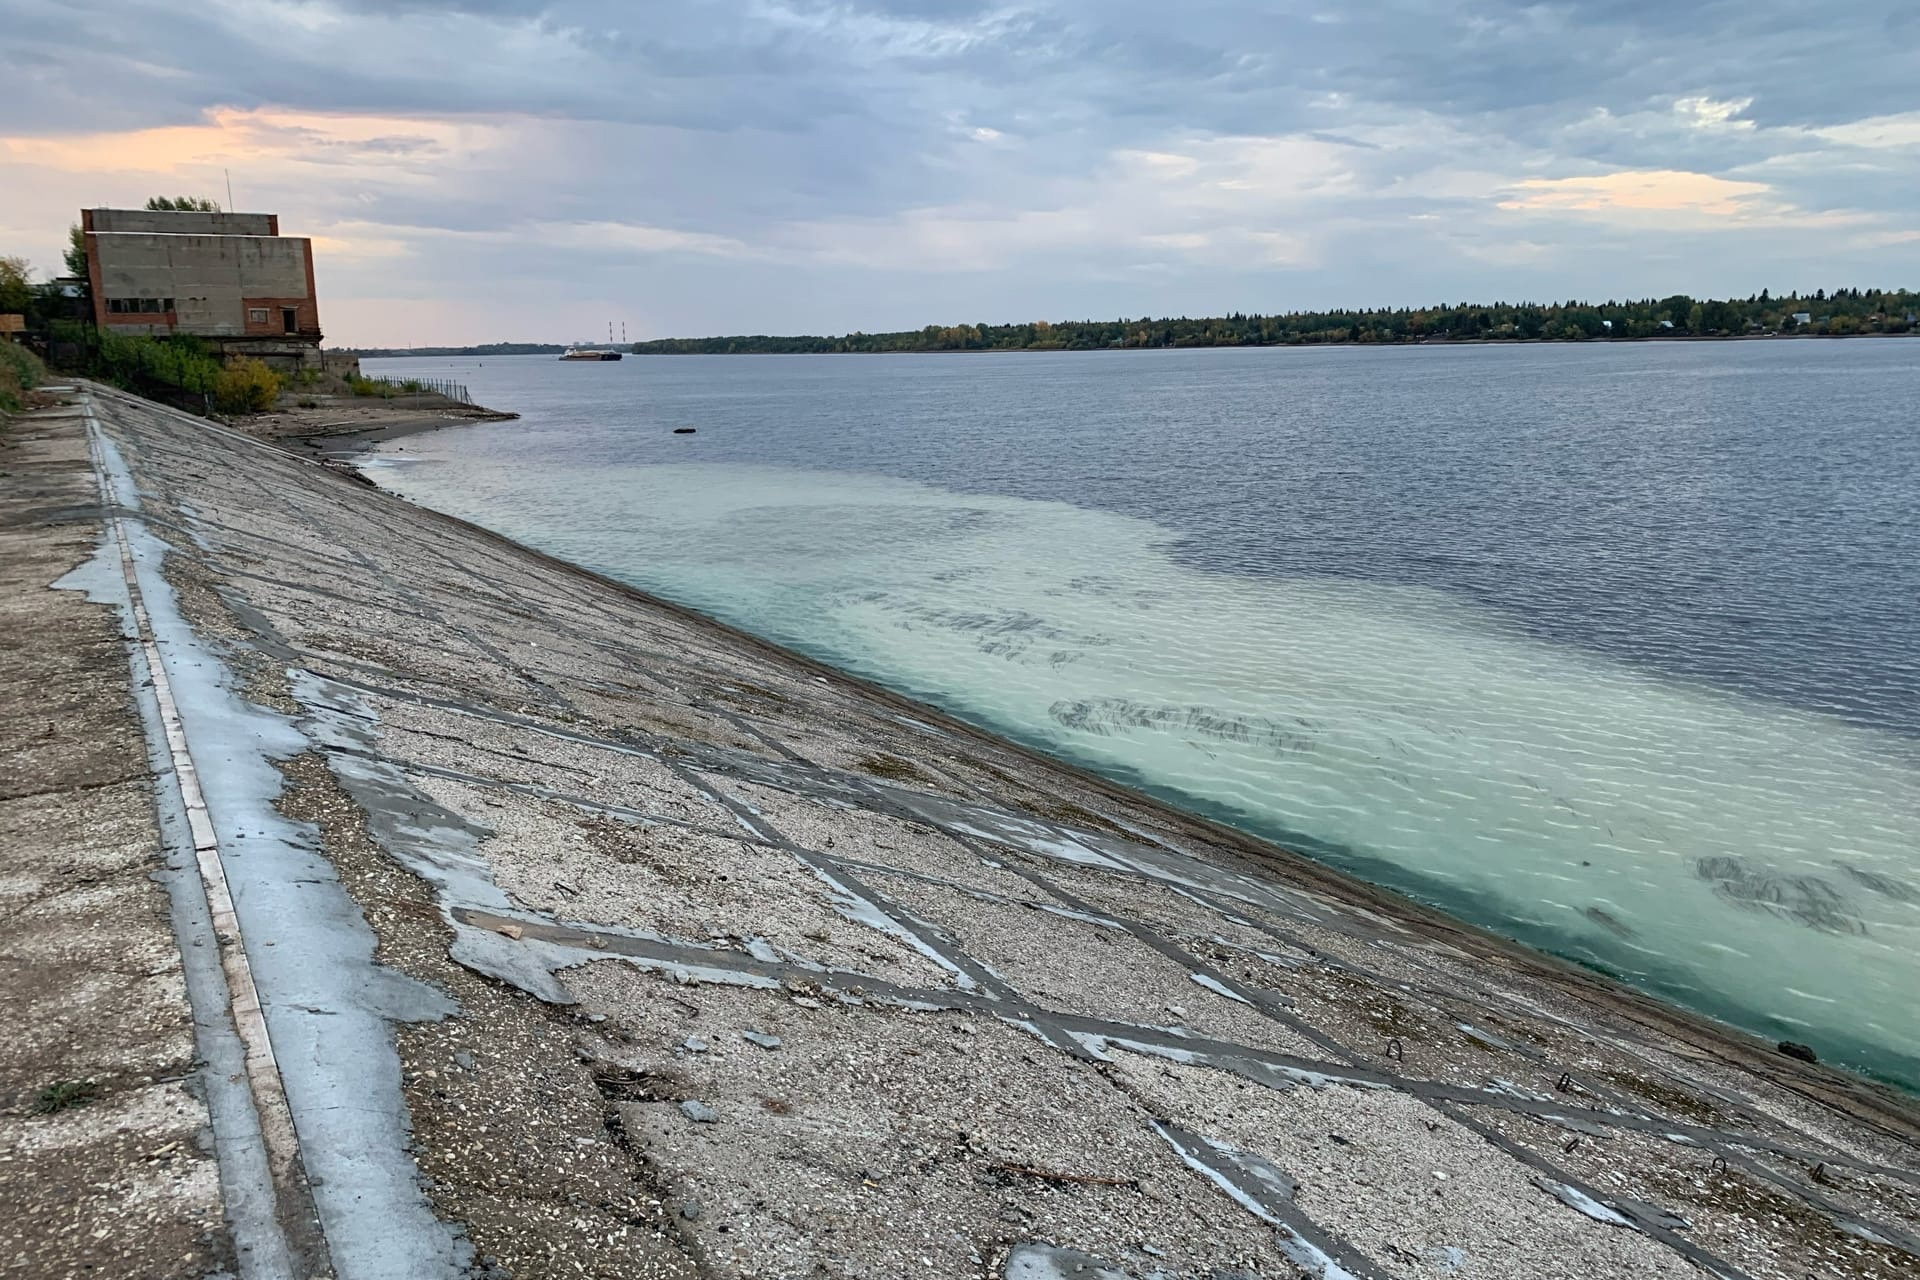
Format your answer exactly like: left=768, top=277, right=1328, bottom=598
left=1531, top=1177, right=1635, bottom=1228
left=802, top=862, right=980, bottom=991
left=91, top=428, right=470, bottom=1280
left=1150, top=1123, right=1363, bottom=1280
left=1190, top=972, right=1254, bottom=1005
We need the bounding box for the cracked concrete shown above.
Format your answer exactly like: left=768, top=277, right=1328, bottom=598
left=3, top=381, right=1918, bottom=1279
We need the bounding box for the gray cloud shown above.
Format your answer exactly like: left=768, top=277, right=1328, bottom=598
left=1, top=0, right=1914, bottom=343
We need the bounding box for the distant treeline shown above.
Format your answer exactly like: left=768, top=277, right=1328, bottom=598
left=339, top=343, right=566, bottom=357
left=631, top=288, right=1919, bottom=354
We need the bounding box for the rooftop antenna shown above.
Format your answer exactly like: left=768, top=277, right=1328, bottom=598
left=224, top=169, right=234, bottom=212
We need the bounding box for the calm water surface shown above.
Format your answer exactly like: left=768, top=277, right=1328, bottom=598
left=364, top=343, right=1920, bottom=1085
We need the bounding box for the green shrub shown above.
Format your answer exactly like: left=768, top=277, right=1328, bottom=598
left=96, top=333, right=222, bottom=395
left=214, top=357, right=283, bottom=414
left=0, top=342, right=47, bottom=414
left=346, top=373, right=395, bottom=398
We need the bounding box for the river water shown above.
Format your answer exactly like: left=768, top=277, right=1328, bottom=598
left=363, top=342, right=1920, bottom=1086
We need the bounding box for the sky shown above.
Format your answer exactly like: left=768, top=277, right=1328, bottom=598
left=2, top=1, right=1916, bottom=347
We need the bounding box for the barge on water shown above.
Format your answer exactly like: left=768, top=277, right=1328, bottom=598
left=559, top=347, right=623, bottom=361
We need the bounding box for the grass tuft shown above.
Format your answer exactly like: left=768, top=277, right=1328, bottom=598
left=33, top=1079, right=99, bottom=1115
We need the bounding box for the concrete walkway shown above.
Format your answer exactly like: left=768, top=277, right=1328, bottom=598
left=0, top=395, right=235, bottom=1277
left=4, top=382, right=1918, bottom=1279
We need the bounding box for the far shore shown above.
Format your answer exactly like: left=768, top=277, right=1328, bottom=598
left=349, top=329, right=1920, bottom=359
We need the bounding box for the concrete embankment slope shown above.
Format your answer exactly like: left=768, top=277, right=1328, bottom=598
left=4, top=381, right=1919, bottom=1280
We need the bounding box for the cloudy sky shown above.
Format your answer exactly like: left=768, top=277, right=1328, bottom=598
left=2, top=1, right=1915, bottom=346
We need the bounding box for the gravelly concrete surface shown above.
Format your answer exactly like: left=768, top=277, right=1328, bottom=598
left=0, top=401, right=233, bottom=1279
left=6, top=382, right=1919, bottom=1279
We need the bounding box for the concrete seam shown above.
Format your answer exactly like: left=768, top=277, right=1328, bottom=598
left=81, top=395, right=316, bottom=1276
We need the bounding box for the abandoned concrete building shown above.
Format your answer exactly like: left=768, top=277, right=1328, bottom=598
left=82, top=207, right=323, bottom=370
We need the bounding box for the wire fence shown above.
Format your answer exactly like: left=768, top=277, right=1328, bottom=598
left=352, top=374, right=474, bottom=404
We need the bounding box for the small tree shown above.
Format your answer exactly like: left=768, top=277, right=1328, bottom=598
left=64, top=225, right=88, bottom=279
left=0, top=256, right=32, bottom=314
left=145, top=196, right=222, bottom=212
left=0, top=341, right=47, bottom=414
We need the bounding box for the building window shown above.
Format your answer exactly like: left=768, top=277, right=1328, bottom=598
left=108, top=297, right=172, bottom=313
left=249, top=308, right=269, bottom=324
left=282, top=307, right=298, bottom=333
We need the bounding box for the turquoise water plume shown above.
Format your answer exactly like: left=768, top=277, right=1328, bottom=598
left=368, top=448, right=1920, bottom=1086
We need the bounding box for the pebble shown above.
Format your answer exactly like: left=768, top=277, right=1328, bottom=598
left=679, top=1100, right=719, bottom=1123
left=743, top=1031, right=783, bottom=1050
left=679, top=1201, right=702, bottom=1221
left=681, top=1036, right=710, bottom=1054
left=452, top=1051, right=476, bottom=1071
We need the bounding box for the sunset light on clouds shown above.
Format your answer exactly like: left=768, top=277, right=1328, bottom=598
left=3, top=2, right=1915, bottom=346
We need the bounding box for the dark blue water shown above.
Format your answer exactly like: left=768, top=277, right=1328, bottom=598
left=364, top=341, right=1920, bottom=1083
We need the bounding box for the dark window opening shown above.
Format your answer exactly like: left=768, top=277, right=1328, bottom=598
left=106, top=297, right=173, bottom=314
left=282, top=307, right=298, bottom=333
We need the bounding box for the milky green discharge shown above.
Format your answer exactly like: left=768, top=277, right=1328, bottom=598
left=372, top=454, right=1920, bottom=1084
